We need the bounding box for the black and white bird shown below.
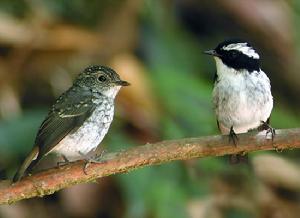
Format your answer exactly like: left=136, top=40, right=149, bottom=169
left=204, top=39, right=274, bottom=162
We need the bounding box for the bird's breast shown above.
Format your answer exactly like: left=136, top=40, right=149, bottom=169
left=52, top=101, right=115, bottom=160
left=213, top=70, right=273, bottom=133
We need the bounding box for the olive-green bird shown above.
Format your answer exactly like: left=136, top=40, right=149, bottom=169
left=13, top=65, right=130, bottom=182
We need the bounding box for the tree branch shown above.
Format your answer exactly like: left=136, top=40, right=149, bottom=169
left=1, top=128, right=300, bottom=205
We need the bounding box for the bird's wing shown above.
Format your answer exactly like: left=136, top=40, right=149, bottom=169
left=216, top=120, right=220, bottom=131
left=216, top=120, right=230, bottom=134
left=35, top=87, right=98, bottom=157
left=213, top=71, right=219, bottom=83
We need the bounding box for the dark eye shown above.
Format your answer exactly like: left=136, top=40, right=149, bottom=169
left=230, top=51, right=238, bottom=58
left=98, top=75, right=107, bottom=82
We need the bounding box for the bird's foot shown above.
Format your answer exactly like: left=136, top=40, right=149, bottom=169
left=229, top=126, right=238, bottom=146
left=57, top=155, right=70, bottom=168
left=258, top=121, right=276, bottom=141
left=78, top=150, right=106, bottom=175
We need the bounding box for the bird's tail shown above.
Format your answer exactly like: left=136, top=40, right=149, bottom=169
left=13, top=146, right=40, bottom=183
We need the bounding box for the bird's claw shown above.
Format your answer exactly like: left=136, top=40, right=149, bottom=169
left=78, top=150, right=106, bottom=175
left=57, top=155, right=70, bottom=168
left=259, top=121, right=276, bottom=141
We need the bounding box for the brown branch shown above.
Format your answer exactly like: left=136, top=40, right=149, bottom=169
left=1, top=128, right=300, bottom=205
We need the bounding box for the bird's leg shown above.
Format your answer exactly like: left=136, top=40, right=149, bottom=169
left=227, top=127, right=249, bottom=164
left=258, top=120, right=276, bottom=141
left=228, top=126, right=247, bottom=164
left=78, top=150, right=106, bottom=175
left=57, top=155, right=70, bottom=167
left=229, top=126, right=238, bottom=146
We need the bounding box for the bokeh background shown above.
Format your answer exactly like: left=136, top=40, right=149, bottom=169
left=0, top=0, right=300, bottom=218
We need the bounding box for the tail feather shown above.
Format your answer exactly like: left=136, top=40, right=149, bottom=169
left=13, top=146, right=40, bottom=182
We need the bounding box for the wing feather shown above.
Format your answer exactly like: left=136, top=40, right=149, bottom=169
left=35, top=87, right=98, bottom=157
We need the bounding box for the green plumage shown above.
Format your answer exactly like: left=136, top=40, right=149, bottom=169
left=13, top=65, right=129, bottom=182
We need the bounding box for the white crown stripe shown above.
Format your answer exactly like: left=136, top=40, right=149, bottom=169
left=222, top=43, right=260, bottom=59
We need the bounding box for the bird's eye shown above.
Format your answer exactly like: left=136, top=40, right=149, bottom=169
left=230, top=51, right=238, bottom=58
left=98, top=75, right=107, bottom=82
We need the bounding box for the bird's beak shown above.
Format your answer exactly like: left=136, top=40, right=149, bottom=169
left=115, top=80, right=130, bottom=86
left=203, top=49, right=220, bottom=57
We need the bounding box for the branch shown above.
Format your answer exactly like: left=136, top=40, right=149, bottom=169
left=1, top=128, right=300, bottom=205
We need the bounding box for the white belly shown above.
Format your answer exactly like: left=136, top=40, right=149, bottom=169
left=51, top=104, right=114, bottom=160
left=213, top=70, right=273, bottom=134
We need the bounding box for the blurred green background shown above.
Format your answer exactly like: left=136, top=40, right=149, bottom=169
left=0, top=1, right=300, bottom=218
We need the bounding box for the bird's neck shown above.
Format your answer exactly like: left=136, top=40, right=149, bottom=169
left=92, top=86, right=121, bottom=101
left=101, top=86, right=121, bottom=99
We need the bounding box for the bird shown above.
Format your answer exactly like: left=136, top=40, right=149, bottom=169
left=204, top=39, right=274, bottom=163
left=13, top=65, right=130, bottom=182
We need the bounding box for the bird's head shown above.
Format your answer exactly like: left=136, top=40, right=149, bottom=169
left=75, top=65, right=130, bottom=98
left=204, top=39, right=261, bottom=72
